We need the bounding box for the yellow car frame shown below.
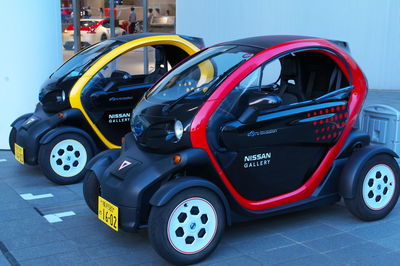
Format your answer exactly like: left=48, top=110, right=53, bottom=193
left=9, top=33, right=203, bottom=184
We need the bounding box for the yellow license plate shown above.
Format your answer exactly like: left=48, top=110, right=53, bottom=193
left=14, top=143, right=24, bottom=164
left=98, top=196, right=118, bottom=231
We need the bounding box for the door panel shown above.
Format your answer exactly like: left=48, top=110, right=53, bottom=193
left=218, top=101, right=348, bottom=201
left=217, top=146, right=327, bottom=201
left=81, top=46, right=157, bottom=145
left=207, top=53, right=350, bottom=201
left=89, top=83, right=152, bottom=145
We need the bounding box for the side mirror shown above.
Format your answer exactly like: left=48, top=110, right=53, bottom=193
left=239, top=92, right=282, bottom=124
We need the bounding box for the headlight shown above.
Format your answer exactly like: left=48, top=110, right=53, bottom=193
left=132, top=116, right=144, bottom=137
left=174, top=120, right=183, bottom=142
left=56, top=90, right=66, bottom=103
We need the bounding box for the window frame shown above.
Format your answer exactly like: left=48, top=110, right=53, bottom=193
left=93, top=45, right=157, bottom=79
left=226, top=47, right=353, bottom=115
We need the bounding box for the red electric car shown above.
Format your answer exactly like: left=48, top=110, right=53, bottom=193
left=83, top=35, right=400, bottom=264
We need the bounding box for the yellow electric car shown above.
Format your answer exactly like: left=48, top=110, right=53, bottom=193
left=9, top=33, right=203, bottom=184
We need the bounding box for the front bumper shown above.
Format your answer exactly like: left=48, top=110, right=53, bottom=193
left=88, top=133, right=208, bottom=232
left=85, top=169, right=140, bottom=231
left=11, top=104, right=56, bottom=165
left=10, top=104, right=80, bottom=165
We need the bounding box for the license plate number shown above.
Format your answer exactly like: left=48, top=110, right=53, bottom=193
left=98, top=196, right=118, bottom=231
left=14, top=143, right=24, bottom=164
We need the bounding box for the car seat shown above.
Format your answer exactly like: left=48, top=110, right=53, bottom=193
left=279, top=56, right=305, bottom=104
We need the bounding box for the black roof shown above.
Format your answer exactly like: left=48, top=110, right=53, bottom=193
left=112, top=34, right=346, bottom=53
left=219, top=35, right=317, bottom=49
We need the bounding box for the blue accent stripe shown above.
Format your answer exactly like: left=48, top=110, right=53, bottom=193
left=256, top=101, right=346, bottom=123
left=118, top=83, right=152, bottom=92
left=298, top=113, right=336, bottom=123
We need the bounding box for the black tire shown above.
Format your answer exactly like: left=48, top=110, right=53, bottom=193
left=83, top=170, right=101, bottom=214
left=9, top=127, right=17, bottom=154
left=38, top=133, right=94, bottom=185
left=101, top=34, right=107, bottom=41
left=148, top=187, right=225, bottom=265
left=344, top=154, right=400, bottom=221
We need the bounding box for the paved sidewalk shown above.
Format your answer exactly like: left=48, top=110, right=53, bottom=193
left=0, top=90, right=399, bottom=265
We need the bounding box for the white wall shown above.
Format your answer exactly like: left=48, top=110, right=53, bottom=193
left=0, top=0, right=62, bottom=149
left=177, top=0, right=400, bottom=91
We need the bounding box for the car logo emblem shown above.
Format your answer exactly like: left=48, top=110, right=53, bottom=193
left=247, top=131, right=256, bottom=137
left=118, top=160, right=131, bottom=170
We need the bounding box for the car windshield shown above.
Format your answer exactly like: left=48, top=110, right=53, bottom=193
left=50, top=40, right=121, bottom=80
left=146, top=45, right=261, bottom=102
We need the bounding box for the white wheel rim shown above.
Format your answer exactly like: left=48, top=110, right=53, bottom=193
left=49, top=139, right=88, bottom=178
left=167, top=197, right=218, bottom=254
left=362, top=164, right=396, bottom=210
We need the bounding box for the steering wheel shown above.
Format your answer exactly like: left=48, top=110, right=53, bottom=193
left=110, top=70, right=132, bottom=80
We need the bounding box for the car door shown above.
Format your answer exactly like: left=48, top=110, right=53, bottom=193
left=81, top=46, right=159, bottom=145
left=208, top=51, right=351, bottom=201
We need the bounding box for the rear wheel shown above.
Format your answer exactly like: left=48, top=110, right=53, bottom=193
left=148, top=188, right=225, bottom=265
left=39, top=133, right=93, bottom=185
left=101, top=33, right=107, bottom=41
left=9, top=127, right=17, bottom=154
left=344, top=154, right=400, bottom=221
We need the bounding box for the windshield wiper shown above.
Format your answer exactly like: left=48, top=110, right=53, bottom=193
left=216, top=59, right=246, bottom=82
left=162, top=88, right=199, bottom=113
left=80, top=55, right=103, bottom=74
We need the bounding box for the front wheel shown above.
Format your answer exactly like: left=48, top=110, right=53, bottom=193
left=148, top=188, right=225, bottom=265
left=38, top=133, right=94, bottom=185
left=344, top=154, right=400, bottom=221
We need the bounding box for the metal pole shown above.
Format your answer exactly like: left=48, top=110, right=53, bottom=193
left=110, top=0, right=115, bottom=38
left=143, top=0, right=148, bottom=33
left=143, top=0, right=148, bottom=74
left=72, top=0, right=81, bottom=53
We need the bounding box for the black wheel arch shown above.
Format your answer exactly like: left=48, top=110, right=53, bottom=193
left=150, top=176, right=232, bottom=225
left=339, top=145, right=398, bottom=199
left=39, top=126, right=99, bottom=154
left=10, top=112, right=33, bottom=128
left=86, top=148, right=121, bottom=177
left=337, top=129, right=371, bottom=159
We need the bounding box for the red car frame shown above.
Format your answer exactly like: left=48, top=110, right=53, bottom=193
left=83, top=35, right=400, bottom=264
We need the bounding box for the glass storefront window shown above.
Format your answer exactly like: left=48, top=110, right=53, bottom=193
left=61, top=0, right=176, bottom=61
